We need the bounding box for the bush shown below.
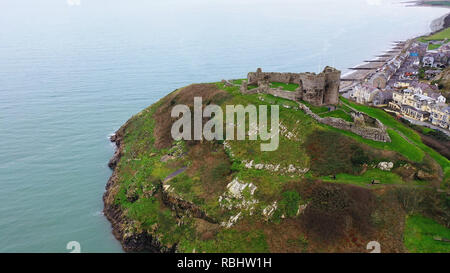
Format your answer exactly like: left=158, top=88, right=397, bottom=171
left=350, top=146, right=369, bottom=166
left=305, top=130, right=370, bottom=176
left=212, top=162, right=231, bottom=180
left=302, top=183, right=376, bottom=242
left=280, top=191, right=301, bottom=218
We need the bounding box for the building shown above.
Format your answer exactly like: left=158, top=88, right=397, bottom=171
left=423, top=56, right=434, bottom=67
left=351, top=84, right=392, bottom=106
left=401, top=105, right=430, bottom=121
left=368, top=51, right=407, bottom=89
left=425, top=69, right=441, bottom=80
left=389, top=86, right=449, bottom=126
left=394, top=82, right=410, bottom=89
left=431, top=105, right=450, bottom=129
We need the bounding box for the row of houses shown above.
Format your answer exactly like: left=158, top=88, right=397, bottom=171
left=350, top=81, right=449, bottom=129
left=368, top=51, right=409, bottom=89
left=388, top=82, right=449, bottom=129
left=350, top=84, right=393, bottom=106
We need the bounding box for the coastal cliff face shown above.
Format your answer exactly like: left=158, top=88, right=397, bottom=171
left=104, top=128, right=176, bottom=252
left=104, top=81, right=448, bottom=253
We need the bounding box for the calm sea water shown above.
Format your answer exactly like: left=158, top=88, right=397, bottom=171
left=0, top=0, right=447, bottom=252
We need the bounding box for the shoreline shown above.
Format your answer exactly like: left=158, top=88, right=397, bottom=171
left=409, top=0, right=450, bottom=9
left=340, top=10, right=450, bottom=92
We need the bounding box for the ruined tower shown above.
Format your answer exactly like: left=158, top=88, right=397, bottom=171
left=245, top=66, right=341, bottom=106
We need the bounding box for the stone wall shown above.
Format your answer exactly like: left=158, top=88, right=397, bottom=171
left=240, top=82, right=301, bottom=101
left=245, top=66, right=341, bottom=106
left=297, top=103, right=391, bottom=143
left=267, top=88, right=300, bottom=101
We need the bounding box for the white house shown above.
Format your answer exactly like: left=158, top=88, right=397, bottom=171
left=423, top=56, right=434, bottom=67
left=437, top=95, right=447, bottom=104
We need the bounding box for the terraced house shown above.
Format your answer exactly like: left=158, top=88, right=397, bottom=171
left=389, top=84, right=449, bottom=128
left=431, top=104, right=450, bottom=129
left=350, top=84, right=392, bottom=106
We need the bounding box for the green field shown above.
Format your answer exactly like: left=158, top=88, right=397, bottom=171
left=301, top=100, right=329, bottom=114
left=404, top=215, right=450, bottom=253
left=232, top=79, right=246, bottom=85
left=270, top=82, right=299, bottom=91
left=428, top=43, right=442, bottom=50
left=321, top=169, right=405, bottom=187
left=319, top=109, right=353, bottom=122
left=419, top=27, right=450, bottom=42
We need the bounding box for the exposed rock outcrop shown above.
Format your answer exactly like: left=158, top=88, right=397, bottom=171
left=378, top=162, right=394, bottom=171
left=161, top=183, right=217, bottom=223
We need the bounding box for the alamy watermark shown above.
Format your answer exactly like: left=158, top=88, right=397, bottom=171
left=171, top=97, right=279, bottom=151
left=66, top=241, right=81, bottom=253
left=67, top=0, right=81, bottom=6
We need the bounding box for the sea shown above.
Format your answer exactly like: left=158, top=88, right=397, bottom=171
left=0, top=0, right=447, bottom=252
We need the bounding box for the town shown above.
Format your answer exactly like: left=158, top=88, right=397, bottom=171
left=342, top=28, right=450, bottom=135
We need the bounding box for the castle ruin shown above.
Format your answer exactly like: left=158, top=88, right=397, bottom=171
left=241, top=66, right=341, bottom=106
left=236, top=66, right=390, bottom=143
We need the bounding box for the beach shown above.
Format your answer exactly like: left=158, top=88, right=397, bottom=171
left=340, top=10, right=450, bottom=92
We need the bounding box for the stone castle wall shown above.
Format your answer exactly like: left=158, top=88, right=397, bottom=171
left=268, top=88, right=301, bottom=101
left=239, top=67, right=390, bottom=143
left=245, top=66, right=341, bottom=106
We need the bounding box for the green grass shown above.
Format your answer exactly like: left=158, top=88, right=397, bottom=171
left=420, top=126, right=435, bottom=134
left=428, top=43, right=442, bottom=50
left=232, top=79, right=246, bottom=85
left=419, top=27, right=450, bottom=41
left=270, top=82, right=299, bottom=91
left=323, top=124, right=424, bottom=162
left=319, top=109, right=353, bottom=122
left=321, top=169, right=405, bottom=187
left=301, top=100, right=329, bottom=114
left=222, top=91, right=315, bottom=170
left=404, top=215, right=450, bottom=253
left=279, top=191, right=302, bottom=217
left=178, top=229, right=270, bottom=253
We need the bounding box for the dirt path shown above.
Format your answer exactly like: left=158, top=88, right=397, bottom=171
left=163, top=167, right=187, bottom=183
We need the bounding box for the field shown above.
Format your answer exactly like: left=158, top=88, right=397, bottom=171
left=404, top=215, right=450, bottom=253
left=419, top=27, right=450, bottom=41
left=321, top=169, right=405, bottom=187
left=428, top=43, right=442, bottom=50
left=270, top=82, right=299, bottom=91
left=319, top=109, right=353, bottom=122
